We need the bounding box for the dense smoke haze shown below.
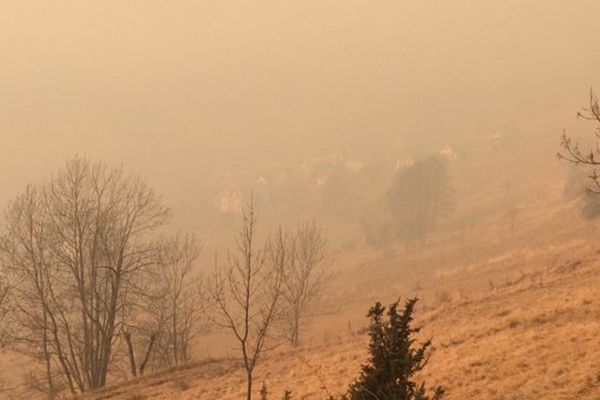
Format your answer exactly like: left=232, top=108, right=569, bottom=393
left=4, top=2, right=600, bottom=400
left=1, top=1, right=599, bottom=213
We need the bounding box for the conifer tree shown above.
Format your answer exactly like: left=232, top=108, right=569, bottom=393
left=345, top=298, right=444, bottom=400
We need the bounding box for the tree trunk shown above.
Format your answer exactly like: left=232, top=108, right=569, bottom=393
left=139, top=334, right=156, bottom=375
left=246, top=370, right=253, bottom=400
left=123, top=332, right=137, bottom=378
left=291, top=314, right=300, bottom=346
left=42, top=309, right=56, bottom=399
left=172, top=301, right=178, bottom=364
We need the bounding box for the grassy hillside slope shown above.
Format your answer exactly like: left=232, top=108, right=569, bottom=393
left=80, top=234, right=600, bottom=400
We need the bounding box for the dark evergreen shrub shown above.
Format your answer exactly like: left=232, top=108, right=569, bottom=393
left=344, top=298, right=444, bottom=400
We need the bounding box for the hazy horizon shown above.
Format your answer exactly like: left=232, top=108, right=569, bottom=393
left=2, top=1, right=599, bottom=220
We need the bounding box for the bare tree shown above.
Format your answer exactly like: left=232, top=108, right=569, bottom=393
left=280, top=222, right=330, bottom=346
left=142, top=234, right=204, bottom=371
left=0, top=157, right=169, bottom=396
left=559, top=89, right=600, bottom=192
left=208, top=197, right=285, bottom=400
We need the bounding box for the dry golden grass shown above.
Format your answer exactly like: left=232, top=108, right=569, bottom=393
left=76, top=229, right=600, bottom=400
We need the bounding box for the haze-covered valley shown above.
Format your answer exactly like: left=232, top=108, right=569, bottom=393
left=1, top=2, right=600, bottom=399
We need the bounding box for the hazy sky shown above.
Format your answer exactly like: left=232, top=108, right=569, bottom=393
left=1, top=1, right=599, bottom=208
